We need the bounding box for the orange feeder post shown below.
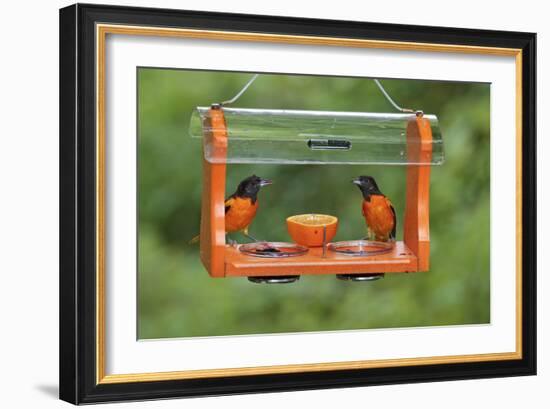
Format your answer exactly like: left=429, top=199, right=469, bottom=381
left=195, top=104, right=438, bottom=280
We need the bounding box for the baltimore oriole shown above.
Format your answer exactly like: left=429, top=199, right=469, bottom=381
left=352, top=176, right=396, bottom=242
left=190, top=174, right=272, bottom=243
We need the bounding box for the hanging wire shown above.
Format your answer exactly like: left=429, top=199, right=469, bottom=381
left=373, top=79, right=415, bottom=113
left=221, top=74, right=259, bottom=106
left=218, top=73, right=415, bottom=114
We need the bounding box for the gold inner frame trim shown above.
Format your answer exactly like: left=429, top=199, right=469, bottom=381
left=95, top=23, right=523, bottom=385
left=100, top=352, right=517, bottom=384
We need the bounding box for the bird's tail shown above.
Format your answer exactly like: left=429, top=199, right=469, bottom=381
left=189, top=234, right=200, bottom=244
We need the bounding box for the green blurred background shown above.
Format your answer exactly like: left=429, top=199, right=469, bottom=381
left=137, top=69, right=490, bottom=339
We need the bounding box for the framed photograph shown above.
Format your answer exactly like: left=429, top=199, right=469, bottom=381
left=59, top=3, right=536, bottom=404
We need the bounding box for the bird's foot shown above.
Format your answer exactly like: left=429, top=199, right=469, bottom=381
left=243, top=232, right=262, bottom=243
left=226, top=237, right=239, bottom=247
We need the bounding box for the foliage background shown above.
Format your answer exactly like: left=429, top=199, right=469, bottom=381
left=138, top=69, right=490, bottom=339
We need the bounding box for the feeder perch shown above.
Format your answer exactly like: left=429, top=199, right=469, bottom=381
left=189, top=101, right=443, bottom=279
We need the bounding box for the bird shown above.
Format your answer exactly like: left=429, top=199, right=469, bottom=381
left=190, top=174, right=272, bottom=244
left=352, top=176, right=396, bottom=242
left=224, top=174, right=272, bottom=240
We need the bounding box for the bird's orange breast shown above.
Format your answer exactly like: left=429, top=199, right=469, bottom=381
left=225, top=197, right=258, bottom=233
left=362, top=195, right=395, bottom=241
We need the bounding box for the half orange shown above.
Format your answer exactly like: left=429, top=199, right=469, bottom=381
left=286, top=214, right=338, bottom=247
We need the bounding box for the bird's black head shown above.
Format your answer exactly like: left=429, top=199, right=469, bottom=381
left=235, top=174, right=272, bottom=203
left=352, top=175, right=383, bottom=200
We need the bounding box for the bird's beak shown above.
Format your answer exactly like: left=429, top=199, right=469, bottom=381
left=259, top=178, right=273, bottom=187
left=352, top=178, right=362, bottom=186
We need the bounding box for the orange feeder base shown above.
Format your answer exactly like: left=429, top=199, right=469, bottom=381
left=224, top=241, right=417, bottom=278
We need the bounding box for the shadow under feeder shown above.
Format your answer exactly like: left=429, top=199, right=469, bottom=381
left=192, top=99, right=443, bottom=280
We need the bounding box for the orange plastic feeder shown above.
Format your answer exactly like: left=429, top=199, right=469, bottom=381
left=189, top=82, right=444, bottom=281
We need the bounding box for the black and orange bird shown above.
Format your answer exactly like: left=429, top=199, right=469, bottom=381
left=224, top=174, right=272, bottom=240
left=352, top=176, right=396, bottom=242
left=190, top=175, right=272, bottom=244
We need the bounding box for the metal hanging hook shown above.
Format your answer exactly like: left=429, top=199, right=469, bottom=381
left=373, top=79, right=415, bottom=114
left=217, top=74, right=417, bottom=114
left=220, top=74, right=259, bottom=106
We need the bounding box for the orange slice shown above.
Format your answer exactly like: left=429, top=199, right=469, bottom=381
left=286, top=214, right=338, bottom=247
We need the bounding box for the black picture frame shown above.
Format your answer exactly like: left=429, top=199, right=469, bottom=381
left=59, top=3, right=536, bottom=404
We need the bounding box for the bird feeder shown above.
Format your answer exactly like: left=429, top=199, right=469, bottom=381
left=189, top=81, right=444, bottom=281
